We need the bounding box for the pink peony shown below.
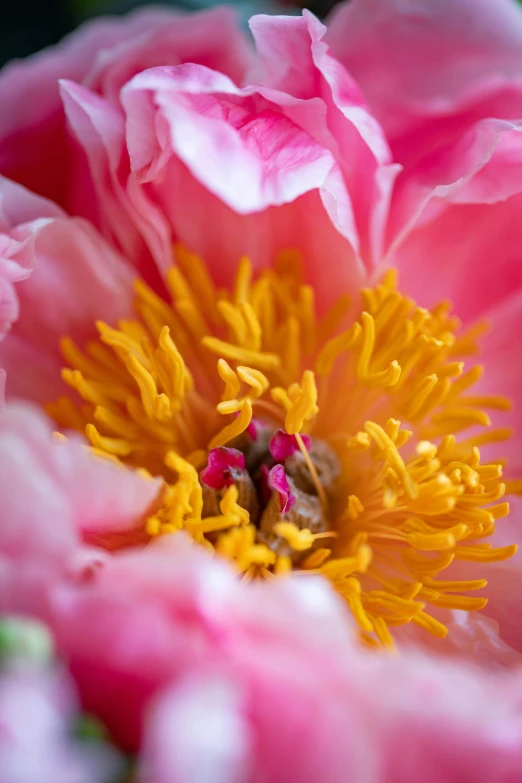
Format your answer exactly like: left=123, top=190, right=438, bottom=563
left=1, top=0, right=522, bottom=776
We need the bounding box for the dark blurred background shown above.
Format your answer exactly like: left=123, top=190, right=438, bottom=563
left=0, top=0, right=339, bottom=68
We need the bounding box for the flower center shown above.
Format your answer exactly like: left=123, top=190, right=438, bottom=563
left=48, top=246, right=517, bottom=649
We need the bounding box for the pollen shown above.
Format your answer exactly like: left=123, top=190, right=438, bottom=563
left=48, top=245, right=518, bottom=649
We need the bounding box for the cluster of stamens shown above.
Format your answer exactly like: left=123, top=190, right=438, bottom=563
left=47, top=246, right=518, bottom=649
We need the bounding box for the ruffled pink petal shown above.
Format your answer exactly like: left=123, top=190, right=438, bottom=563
left=123, top=64, right=345, bottom=214
left=250, top=11, right=397, bottom=265
left=326, top=0, right=522, bottom=143
left=0, top=182, right=135, bottom=403
left=0, top=178, right=64, bottom=343
left=119, top=62, right=364, bottom=306
left=0, top=7, right=252, bottom=216
left=326, top=1, right=522, bottom=255
left=386, top=119, right=522, bottom=254
left=58, top=80, right=153, bottom=278
left=84, top=7, right=254, bottom=102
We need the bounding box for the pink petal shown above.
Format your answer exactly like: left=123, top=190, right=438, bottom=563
left=326, top=0, right=522, bottom=255
left=0, top=662, right=120, bottom=783
left=475, top=288, right=522, bottom=473
left=120, top=62, right=364, bottom=306
left=0, top=185, right=135, bottom=403
left=0, top=15, right=132, bottom=206
left=141, top=595, right=522, bottom=782
left=250, top=11, right=396, bottom=265
left=41, top=536, right=354, bottom=750
left=139, top=675, right=251, bottom=783
left=326, top=0, right=522, bottom=143
left=123, top=64, right=344, bottom=215
left=386, top=118, right=522, bottom=254
left=0, top=401, right=160, bottom=555
left=84, top=7, right=254, bottom=102
left=0, top=7, right=253, bottom=215
left=391, top=195, right=522, bottom=324
left=0, top=177, right=64, bottom=343
left=58, top=79, right=154, bottom=278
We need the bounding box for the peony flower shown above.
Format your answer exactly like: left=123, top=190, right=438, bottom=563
left=1, top=0, right=522, bottom=773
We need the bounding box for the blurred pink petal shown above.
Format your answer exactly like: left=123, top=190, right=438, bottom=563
left=0, top=664, right=117, bottom=783
left=0, top=178, right=63, bottom=343
left=140, top=629, right=522, bottom=783
left=139, top=675, right=253, bottom=783
left=0, top=401, right=160, bottom=565
left=41, top=535, right=355, bottom=749
left=0, top=178, right=135, bottom=403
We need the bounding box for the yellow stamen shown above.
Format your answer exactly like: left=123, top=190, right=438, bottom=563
left=50, top=251, right=517, bottom=650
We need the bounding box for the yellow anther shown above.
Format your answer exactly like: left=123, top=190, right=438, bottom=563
left=237, top=366, right=269, bottom=398
left=346, top=495, right=364, bottom=520
left=235, top=256, right=252, bottom=304
left=158, top=326, right=191, bottom=399
left=217, top=359, right=241, bottom=401
left=146, top=516, right=162, bottom=537
left=220, top=485, right=250, bottom=526
left=218, top=300, right=247, bottom=345
left=201, top=336, right=281, bottom=371
left=347, top=432, right=371, bottom=450
left=85, top=424, right=132, bottom=457
left=240, top=303, right=262, bottom=351
left=416, top=441, right=438, bottom=460
left=315, top=322, right=361, bottom=376
left=364, top=421, right=418, bottom=499
left=209, top=398, right=253, bottom=450
left=357, top=312, right=401, bottom=387
left=284, top=370, right=318, bottom=435
left=274, top=522, right=315, bottom=551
